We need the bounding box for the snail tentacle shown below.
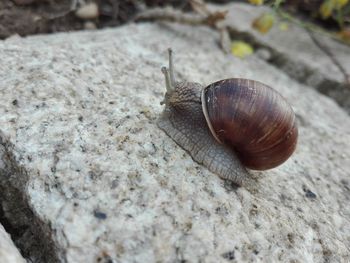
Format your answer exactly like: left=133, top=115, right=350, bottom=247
left=168, top=48, right=175, bottom=87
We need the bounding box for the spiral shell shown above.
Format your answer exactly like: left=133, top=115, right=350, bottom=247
left=201, top=78, right=298, bottom=170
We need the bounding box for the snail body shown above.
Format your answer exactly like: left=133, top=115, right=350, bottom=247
left=158, top=49, right=298, bottom=185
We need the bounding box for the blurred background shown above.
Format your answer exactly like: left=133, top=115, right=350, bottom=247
left=1, top=0, right=349, bottom=45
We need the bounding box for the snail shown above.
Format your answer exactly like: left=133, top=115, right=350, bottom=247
left=158, top=48, right=298, bottom=185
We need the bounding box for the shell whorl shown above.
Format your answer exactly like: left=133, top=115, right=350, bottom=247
left=202, top=78, right=298, bottom=170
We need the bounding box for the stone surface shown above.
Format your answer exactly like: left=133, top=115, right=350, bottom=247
left=210, top=3, right=350, bottom=112
left=0, top=23, right=349, bottom=262
left=0, top=224, right=25, bottom=263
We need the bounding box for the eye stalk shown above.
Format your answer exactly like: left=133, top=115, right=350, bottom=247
left=168, top=48, right=175, bottom=87
left=160, top=48, right=176, bottom=105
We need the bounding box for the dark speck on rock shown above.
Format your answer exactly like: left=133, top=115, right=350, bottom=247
left=78, top=116, right=83, bottom=121
left=97, top=255, right=113, bottom=263
left=89, top=171, right=97, bottom=180
left=222, top=250, right=235, bottom=260
left=80, top=145, right=87, bottom=152
left=305, top=190, right=317, bottom=199
left=12, top=99, right=18, bottom=106
left=94, top=210, right=107, bottom=220
left=302, top=186, right=317, bottom=199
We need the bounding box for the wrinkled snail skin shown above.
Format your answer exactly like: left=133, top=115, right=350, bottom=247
left=158, top=49, right=298, bottom=185
left=202, top=78, right=298, bottom=170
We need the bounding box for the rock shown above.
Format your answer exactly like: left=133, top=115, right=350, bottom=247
left=75, top=2, right=99, bottom=20
left=0, top=224, right=26, bottom=263
left=210, top=3, right=350, bottom=112
left=0, top=23, right=349, bottom=262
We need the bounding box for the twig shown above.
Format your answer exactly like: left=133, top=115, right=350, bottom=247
left=277, top=9, right=348, bottom=48
left=135, top=3, right=231, bottom=53
left=43, top=0, right=81, bottom=20
left=190, top=0, right=210, bottom=16
left=135, top=7, right=208, bottom=25
left=308, top=29, right=350, bottom=85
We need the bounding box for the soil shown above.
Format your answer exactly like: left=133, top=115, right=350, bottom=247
left=1, top=0, right=348, bottom=40
left=0, top=0, right=190, bottom=39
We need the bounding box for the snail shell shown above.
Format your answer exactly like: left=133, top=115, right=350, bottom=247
left=201, top=78, right=298, bottom=170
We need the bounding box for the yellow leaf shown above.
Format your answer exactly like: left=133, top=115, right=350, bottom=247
left=252, top=13, right=275, bottom=34
left=231, top=41, right=254, bottom=58
left=279, top=22, right=289, bottom=31
left=319, top=0, right=334, bottom=19
left=248, top=0, right=264, bottom=5
left=333, top=0, right=349, bottom=9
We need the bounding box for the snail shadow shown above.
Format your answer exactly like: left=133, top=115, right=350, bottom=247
left=223, top=171, right=263, bottom=194
left=223, top=179, right=241, bottom=192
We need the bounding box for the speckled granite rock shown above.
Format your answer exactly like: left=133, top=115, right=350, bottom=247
left=0, top=23, right=349, bottom=262
left=0, top=224, right=25, bottom=263
left=210, top=3, right=350, bottom=112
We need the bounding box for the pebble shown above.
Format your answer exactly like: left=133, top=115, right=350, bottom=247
left=75, top=2, right=99, bottom=20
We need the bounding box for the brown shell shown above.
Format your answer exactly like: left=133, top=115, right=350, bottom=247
left=201, top=78, right=298, bottom=170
